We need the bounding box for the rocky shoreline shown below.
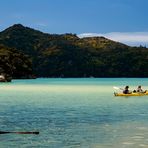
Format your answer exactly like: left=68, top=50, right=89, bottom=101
left=0, top=74, right=12, bottom=82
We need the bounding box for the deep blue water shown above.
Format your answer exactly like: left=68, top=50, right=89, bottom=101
left=0, top=78, right=148, bottom=148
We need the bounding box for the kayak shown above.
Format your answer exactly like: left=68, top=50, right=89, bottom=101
left=114, top=92, right=148, bottom=96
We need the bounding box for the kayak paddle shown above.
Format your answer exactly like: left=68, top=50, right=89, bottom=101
left=113, top=86, right=124, bottom=90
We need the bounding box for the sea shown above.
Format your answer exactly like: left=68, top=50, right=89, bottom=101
left=0, top=78, right=148, bottom=148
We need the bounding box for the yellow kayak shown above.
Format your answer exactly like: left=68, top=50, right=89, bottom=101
left=114, top=92, right=148, bottom=96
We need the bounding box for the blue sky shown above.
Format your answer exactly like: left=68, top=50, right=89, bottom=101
left=0, top=0, right=148, bottom=46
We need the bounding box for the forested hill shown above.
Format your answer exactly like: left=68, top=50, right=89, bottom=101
left=0, top=24, right=148, bottom=79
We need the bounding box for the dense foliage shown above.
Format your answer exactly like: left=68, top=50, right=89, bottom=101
left=0, top=24, right=148, bottom=78
left=0, top=44, right=33, bottom=80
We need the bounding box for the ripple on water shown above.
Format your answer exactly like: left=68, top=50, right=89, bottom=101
left=139, top=144, right=148, bottom=147
left=122, top=142, right=135, bottom=145
left=137, top=127, right=148, bottom=130
left=131, top=136, right=144, bottom=139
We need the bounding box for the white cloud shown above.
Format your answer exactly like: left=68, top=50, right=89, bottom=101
left=11, top=13, right=24, bottom=19
left=78, top=32, right=148, bottom=47
left=35, top=23, right=48, bottom=27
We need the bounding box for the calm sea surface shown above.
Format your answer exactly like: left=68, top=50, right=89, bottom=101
left=0, top=78, right=148, bottom=148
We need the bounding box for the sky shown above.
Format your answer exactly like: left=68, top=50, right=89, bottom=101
left=0, top=0, right=148, bottom=46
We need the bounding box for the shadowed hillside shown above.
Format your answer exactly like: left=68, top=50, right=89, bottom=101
left=0, top=44, right=33, bottom=80
left=0, top=24, right=148, bottom=78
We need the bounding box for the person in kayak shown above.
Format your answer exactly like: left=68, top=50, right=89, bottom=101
left=137, top=86, right=146, bottom=93
left=123, top=86, right=131, bottom=94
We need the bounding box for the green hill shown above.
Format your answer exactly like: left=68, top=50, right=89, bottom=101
left=0, top=24, right=148, bottom=78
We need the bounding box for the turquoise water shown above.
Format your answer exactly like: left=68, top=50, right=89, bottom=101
left=0, top=78, right=148, bottom=148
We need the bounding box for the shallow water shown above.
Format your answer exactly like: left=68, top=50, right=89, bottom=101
left=0, top=78, right=148, bottom=148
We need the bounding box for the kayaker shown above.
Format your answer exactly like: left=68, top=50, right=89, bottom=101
left=137, top=86, right=146, bottom=93
left=123, top=86, right=131, bottom=94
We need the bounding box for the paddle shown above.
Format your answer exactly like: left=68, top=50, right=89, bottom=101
left=113, top=86, right=124, bottom=90
left=0, top=131, right=39, bottom=135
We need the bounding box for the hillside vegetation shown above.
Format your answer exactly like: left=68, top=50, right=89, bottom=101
left=0, top=24, right=148, bottom=78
